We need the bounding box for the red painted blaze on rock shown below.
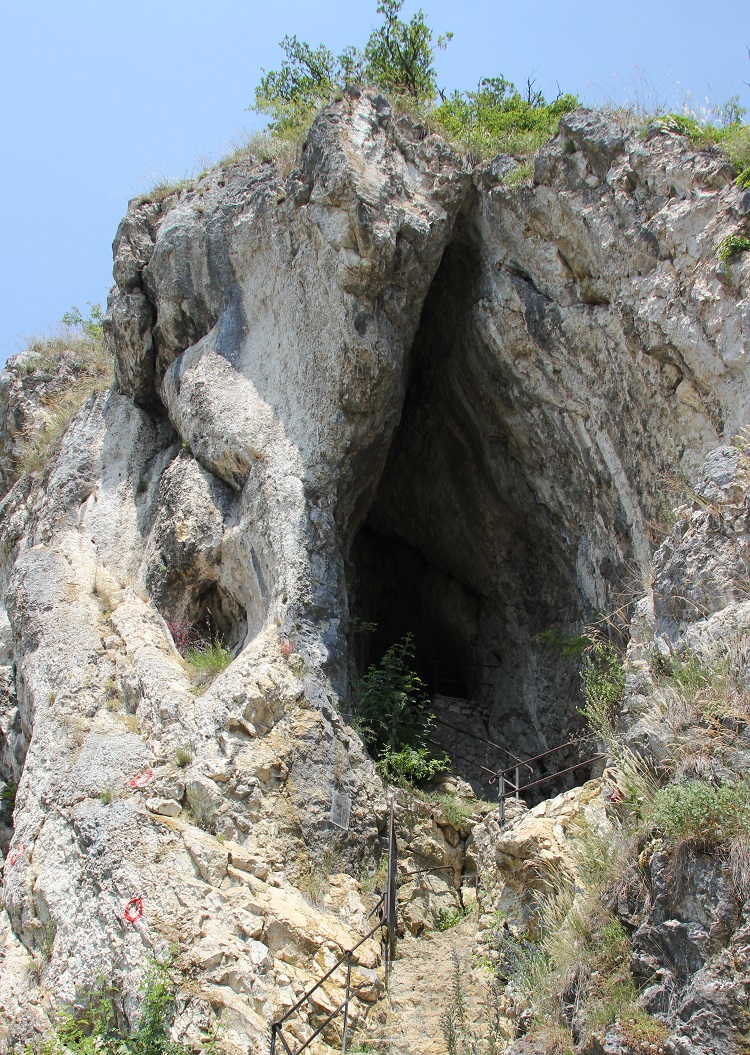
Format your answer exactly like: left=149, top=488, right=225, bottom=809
left=6, top=842, right=27, bottom=867
left=123, top=896, right=144, bottom=923
left=128, top=769, right=153, bottom=789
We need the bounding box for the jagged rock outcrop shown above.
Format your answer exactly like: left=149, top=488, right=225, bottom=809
left=1, top=90, right=750, bottom=1052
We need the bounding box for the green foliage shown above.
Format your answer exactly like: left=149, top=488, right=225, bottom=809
left=436, top=793, right=474, bottom=827
left=134, top=177, right=195, bottom=207
left=650, top=777, right=750, bottom=849
left=362, top=0, right=452, bottom=102
left=42, top=920, right=57, bottom=962
left=650, top=648, right=712, bottom=693
left=254, top=1, right=451, bottom=133
left=537, top=627, right=591, bottom=658
left=174, top=745, right=193, bottom=769
left=655, top=111, right=750, bottom=179
left=432, top=77, right=577, bottom=159
left=501, top=160, right=534, bottom=185
left=32, top=961, right=192, bottom=1054
left=356, top=634, right=432, bottom=752
left=13, top=321, right=112, bottom=481
left=254, top=34, right=345, bottom=133
left=355, top=634, right=446, bottom=786
left=580, top=643, right=626, bottom=743
left=718, top=232, right=750, bottom=264
left=251, top=1, right=580, bottom=169
left=1, top=780, right=17, bottom=818
left=441, top=951, right=480, bottom=1055
left=61, top=303, right=104, bottom=342
left=131, top=961, right=187, bottom=1055
left=436, top=905, right=470, bottom=931
left=360, top=855, right=388, bottom=894
left=189, top=798, right=219, bottom=835
left=184, top=639, right=232, bottom=676
left=376, top=743, right=446, bottom=787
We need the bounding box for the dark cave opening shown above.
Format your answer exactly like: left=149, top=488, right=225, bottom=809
left=157, top=576, right=248, bottom=655
left=348, top=223, right=604, bottom=802
left=349, top=525, right=475, bottom=696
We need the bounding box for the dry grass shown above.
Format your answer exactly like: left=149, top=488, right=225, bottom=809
left=649, top=643, right=750, bottom=779
left=14, top=336, right=112, bottom=479
left=218, top=129, right=303, bottom=177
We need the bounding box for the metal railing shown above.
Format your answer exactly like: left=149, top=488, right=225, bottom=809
left=269, top=798, right=398, bottom=1055
left=433, top=706, right=604, bottom=825
left=496, top=737, right=604, bottom=823
left=269, top=919, right=383, bottom=1055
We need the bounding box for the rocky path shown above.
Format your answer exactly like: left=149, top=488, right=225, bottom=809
left=362, top=915, right=492, bottom=1055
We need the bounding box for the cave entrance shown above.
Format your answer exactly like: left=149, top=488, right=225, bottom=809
left=157, top=577, right=247, bottom=655
left=348, top=224, right=598, bottom=802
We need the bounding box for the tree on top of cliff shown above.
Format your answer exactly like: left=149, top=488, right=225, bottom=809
left=363, top=0, right=452, bottom=101
left=252, top=1, right=578, bottom=160
left=254, top=0, right=451, bottom=132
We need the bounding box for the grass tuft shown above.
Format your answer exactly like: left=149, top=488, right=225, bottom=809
left=184, top=640, right=232, bottom=676
left=12, top=328, right=112, bottom=481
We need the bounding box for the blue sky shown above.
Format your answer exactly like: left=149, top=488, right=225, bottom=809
left=1, top=0, right=748, bottom=365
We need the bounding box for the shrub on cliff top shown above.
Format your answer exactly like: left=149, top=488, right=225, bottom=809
left=254, top=0, right=451, bottom=133
left=14, top=304, right=112, bottom=480
left=252, top=1, right=575, bottom=160
left=432, top=77, right=578, bottom=159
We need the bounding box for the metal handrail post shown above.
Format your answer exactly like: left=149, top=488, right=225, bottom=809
left=341, top=953, right=353, bottom=1054
left=384, top=792, right=397, bottom=967
left=499, top=772, right=505, bottom=825
left=270, top=1024, right=276, bottom=1055
left=515, top=765, right=520, bottom=800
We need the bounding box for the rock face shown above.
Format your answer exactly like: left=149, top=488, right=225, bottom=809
left=616, top=447, right=750, bottom=1055
left=1, top=92, right=750, bottom=1051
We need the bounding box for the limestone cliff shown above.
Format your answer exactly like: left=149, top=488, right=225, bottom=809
left=1, top=91, right=749, bottom=1053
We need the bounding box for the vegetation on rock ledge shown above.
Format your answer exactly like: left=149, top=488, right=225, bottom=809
left=30, top=960, right=196, bottom=1055
left=252, top=0, right=577, bottom=161
left=12, top=303, right=112, bottom=481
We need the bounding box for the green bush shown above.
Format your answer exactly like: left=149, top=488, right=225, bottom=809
left=718, top=233, right=750, bottom=264
left=61, top=303, right=104, bottom=342
left=252, top=2, right=573, bottom=165
left=1, top=781, right=17, bottom=820
left=655, top=111, right=750, bottom=180
left=650, top=777, right=750, bottom=849
left=580, top=642, right=626, bottom=743
left=537, top=627, right=591, bottom=658
left=355, top=634, right=446, bottom=787
left=436, top=905, right=469, bottom=931
left=32, top=960, right=192, bottom=1055
left=431, top=77, right=577, bottom=159
left=254, top=0, right=451, bottom=134
left=376, top=743, right=446, bottom=786
left=14, top=321, right=112, bottom=480
left=184, top=639, right=232, bottom=676
left=356, top=635, right=431, bottom=751
left=436, top=793, right=474, bottom=827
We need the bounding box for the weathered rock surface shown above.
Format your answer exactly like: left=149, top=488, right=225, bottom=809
left=612, top=447, right=750, bottom=1055
left=1, top=92, right=750, bottom=1051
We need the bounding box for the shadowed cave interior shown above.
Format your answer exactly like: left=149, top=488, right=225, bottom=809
left=348, top=229, right=609, bottom=803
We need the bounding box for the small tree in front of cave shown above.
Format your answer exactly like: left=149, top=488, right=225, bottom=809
left=355, top=633, right=446, bottom=786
